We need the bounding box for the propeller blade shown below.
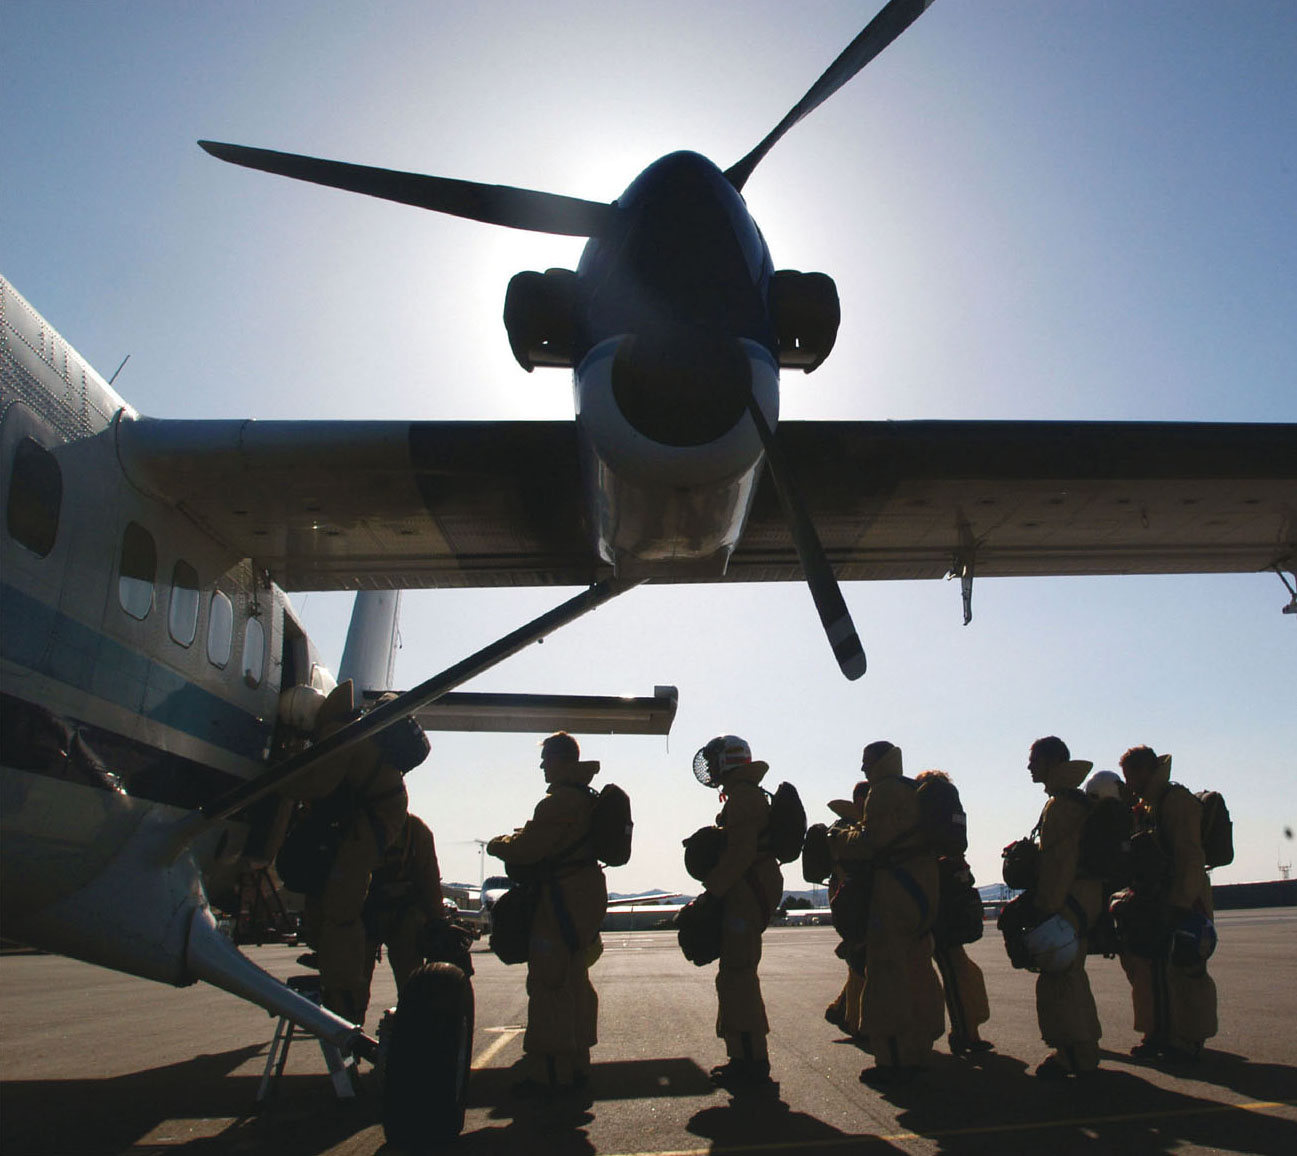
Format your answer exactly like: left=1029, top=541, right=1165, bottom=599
left=725, top=0, right=937, bottom=190
left=198, top=140, right=615, bottom=237
left=745, top=396, right=866, bottom=680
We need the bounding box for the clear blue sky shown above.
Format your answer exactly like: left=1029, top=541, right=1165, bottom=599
left=4, top=1, right=1294, bottom=895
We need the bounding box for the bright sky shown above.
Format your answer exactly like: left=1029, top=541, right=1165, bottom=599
left=3, top=1, right=1294, bottom=897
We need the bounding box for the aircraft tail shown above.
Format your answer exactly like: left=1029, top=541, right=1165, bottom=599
left=338, top=590, right=401, bottom=697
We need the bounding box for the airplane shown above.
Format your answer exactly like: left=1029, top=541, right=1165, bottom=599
left=2, top=0, right=1295, bottom=1144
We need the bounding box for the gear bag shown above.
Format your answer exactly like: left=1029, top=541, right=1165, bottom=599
left=1001, top=837, right=1040, bottom=891
left=996, top=893, right=1036, bottom=970
left=589, top=782, right=633, bottom=867
left=933, top=856, right=985, bottom=949
left=488, top=882, right=540, bottom=965
left=683, top=825, right=727, bottom=882
left=762, top=781, right=807, bottom=864
left=675, top=892, right=724, bottom=966
left=915, top=774, right=968, bottom=858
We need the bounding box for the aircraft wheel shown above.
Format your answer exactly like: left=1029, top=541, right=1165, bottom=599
left=381, top=962, right=475, bottom=1148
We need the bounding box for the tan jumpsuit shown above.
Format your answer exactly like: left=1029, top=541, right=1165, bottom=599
left=831, top=755, right=944, bottom=1071
left=1120, top=765, right=1218, bottom=1050
left=489, top=774, right=607, bottom=1084
left=702, top=764, right=783, bottom=1064
left=1033, top=761, right=1103, bottom=1073
left=364, top=814, right=445, bottom=1000
left=290, top=735, right=409, bottom=1024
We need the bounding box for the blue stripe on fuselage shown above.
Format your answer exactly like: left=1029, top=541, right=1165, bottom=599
left=0, top=582, right=270, bottom=762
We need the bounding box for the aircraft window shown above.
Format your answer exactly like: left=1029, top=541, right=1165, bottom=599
left=168, top=561, right=201, bottom=647
left=6, top=437, right=62, bottom=557
left=117, top=522, right=157, bottom=620
left=207, top=590, right=234, bottom=667
left=242, top=616, right=266, bottom=688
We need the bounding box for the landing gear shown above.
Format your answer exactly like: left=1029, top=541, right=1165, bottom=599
left=378, top=962, right=475, bottom=1148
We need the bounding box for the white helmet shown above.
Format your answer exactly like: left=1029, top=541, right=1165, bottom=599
left=693, top=734, right=768, bottom=787
left=1023, top=913, right=1080, bottom=973
left=1084, top=769, right=1124, bottom=801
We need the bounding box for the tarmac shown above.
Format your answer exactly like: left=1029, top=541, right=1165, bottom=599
left=1, top=908, right=1293, bottom=1155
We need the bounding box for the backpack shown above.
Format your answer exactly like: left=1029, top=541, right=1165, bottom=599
left=376, top=716, right=431, bottom=773
left=275, top=793, right=353, bottom=894
left=589, top=783, right=633, bottom=867
left=1076, top=795, right=1134, bottom=889
left=1195, top=789, right=1234, bottom=868
left=801, top=822, right=833, bottom=884
left=915, top=774, right=968, bottom=858
left=763, top=782, right=807, bottom=864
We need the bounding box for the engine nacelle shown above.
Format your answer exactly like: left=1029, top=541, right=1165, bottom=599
left=503, top=267, right=580, bottom=371
left=769, top=269, right=840, bottom=372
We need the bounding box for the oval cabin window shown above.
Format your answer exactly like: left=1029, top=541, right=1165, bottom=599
left=118, top=522, right=157, bottom=620
left=207, top=590, right=234, bottom=667
left=242, top=616, right=266, bottom=688
left=168, top=561, right=200, bottom=647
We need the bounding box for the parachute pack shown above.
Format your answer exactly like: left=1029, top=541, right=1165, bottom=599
left=1076, top=794, right=1134, bottom=888
left=1192, top=788, right=1234, bottom=869
left=763, top=781, right=807, bottom=864
left=914, top=774, right=968, bottom=858
left=801, top=822, right=833, bottom=885
left=589, top=782, right=634, bottom=867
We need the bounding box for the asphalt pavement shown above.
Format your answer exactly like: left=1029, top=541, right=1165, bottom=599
left=1, top=909, right=1294, bottom=1155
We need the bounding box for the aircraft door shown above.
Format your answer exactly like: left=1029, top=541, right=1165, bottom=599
left=0, top=403, right=69, bottom=683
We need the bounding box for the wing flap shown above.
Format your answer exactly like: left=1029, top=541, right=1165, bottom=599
left=733, top=421, right=1297, bottom=581
left=116, top=417, right=599, bottom=589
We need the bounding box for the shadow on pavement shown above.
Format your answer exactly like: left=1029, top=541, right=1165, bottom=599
left=891, top=1059, right=1297, bottom=1156
left=0, top=1044, right=384, bottom=1156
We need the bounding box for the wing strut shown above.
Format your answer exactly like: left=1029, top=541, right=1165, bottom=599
left=163, top=577, right=641, bottom=861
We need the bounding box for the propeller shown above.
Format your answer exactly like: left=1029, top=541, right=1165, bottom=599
left=198, top=2, right=936, bottom=680
left=725, top=0, right=937, bottom=190
left=744, top=394, right=866, bottom=680
left=197, top=141, right=614, bottom=237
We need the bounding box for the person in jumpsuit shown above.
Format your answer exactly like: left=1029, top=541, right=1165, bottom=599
left=696, top=735, right=784, bottom=1092
left=829, top=741, right=944, bottom=1087
left=914, top=769, right=992, bottom=1056
left=1024, top=735, right=1104, bottom=1078
left=823, top=780, right=869, bottom=1040
left=488, top=732, right=608, bottom=1096
left=288, top=680, right=411, bottom=1025
left=1118, top=745, right=1218, bottom=1062
left=362, top=812, right=447, bottom=1001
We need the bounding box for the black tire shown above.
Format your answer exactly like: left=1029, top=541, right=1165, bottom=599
left=381, top=962, right=475, bottom=1148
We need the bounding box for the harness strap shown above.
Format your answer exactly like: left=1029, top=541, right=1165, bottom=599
left=1065, top=893, right=1090, bottom=936
left=889, top=863, right=931, bottom=928
left=546, top=876, right=582, bottom=954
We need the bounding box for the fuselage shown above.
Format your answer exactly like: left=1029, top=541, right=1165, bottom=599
left=0, top=276, right=329, bottom=979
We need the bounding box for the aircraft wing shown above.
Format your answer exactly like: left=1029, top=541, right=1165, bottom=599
left=117, top=417, right=1296, bottom=589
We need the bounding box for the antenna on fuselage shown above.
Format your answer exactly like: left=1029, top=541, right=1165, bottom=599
left=108, top=353, right=131, bottom=386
